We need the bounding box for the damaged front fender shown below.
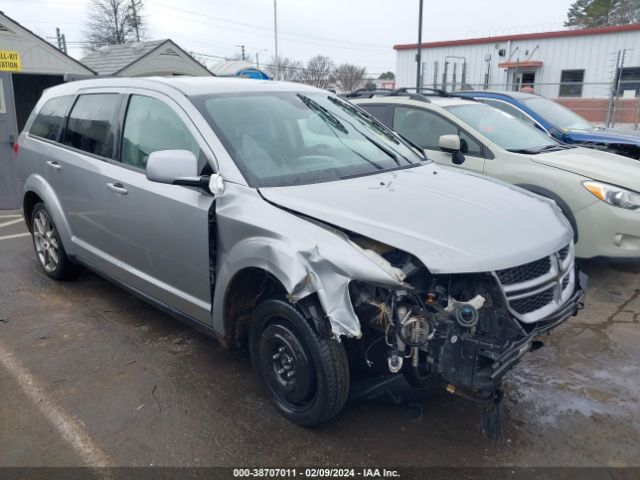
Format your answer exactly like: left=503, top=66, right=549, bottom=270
left=212, top=184, right=407, bottom=338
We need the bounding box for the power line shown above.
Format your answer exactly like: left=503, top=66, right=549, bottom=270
left=4, top=0, right=392, bottom=50
left=150, top=1, right=391, bottom=51
left=148, top=8, right=391, bottom=53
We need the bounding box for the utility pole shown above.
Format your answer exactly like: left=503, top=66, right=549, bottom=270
left=236, top=45, right=246, bottom=61
left=56, top=27, right=62, bottom=50
left=607, top=49, right=623, bottom=128
left=256, top=49, right=267, bottom=70
left=273, top=0, right=279, bottom=80
left=61, top=33, right=67, bottom=54
left=130, top=0, right=141, bottom=42
left=610, top=48, right=627, bottom=128
left=416, top=0, right=424, bottom=91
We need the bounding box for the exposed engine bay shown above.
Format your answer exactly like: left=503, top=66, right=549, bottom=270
left=345, top=234, right=585, bottom=438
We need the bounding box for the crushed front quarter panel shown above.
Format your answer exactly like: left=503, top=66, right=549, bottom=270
left=212, top=183, right=408, bottom=338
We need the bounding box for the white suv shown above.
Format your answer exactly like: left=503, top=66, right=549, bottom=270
left=352, top=89, right=640, bottom=261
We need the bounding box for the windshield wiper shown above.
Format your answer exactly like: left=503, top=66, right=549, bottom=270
left=327, top=96, right=398, bottom=141
left=393, top=131, right=428, bottom=159
left=359, top=131, right=400, bottom=164
left=507, top=144, right=563, bottom=154
left=326, top=96, right=417, bottom=164
left=297, top=94, right=348, bottom=134
left=297, top=93, right=387, bottom=170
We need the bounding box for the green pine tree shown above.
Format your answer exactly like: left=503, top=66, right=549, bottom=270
left=565, top=0, right=640, bottom=27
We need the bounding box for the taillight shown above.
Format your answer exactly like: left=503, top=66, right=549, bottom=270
left=12, top=142, right=19, bottom=155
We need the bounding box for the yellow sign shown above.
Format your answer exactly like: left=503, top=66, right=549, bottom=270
left=0, top=50, right=21, bottom=72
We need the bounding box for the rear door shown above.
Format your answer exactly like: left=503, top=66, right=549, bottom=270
left=101, top=91, right=214, bottom=324
left=50, top=91, right=122, bottom=272
left=391, top=106, right=487, bottom=173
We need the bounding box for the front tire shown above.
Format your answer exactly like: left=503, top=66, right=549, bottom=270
left=30, top=203, right=78, bottom=280
left=249, top=299, right=349, bottom=427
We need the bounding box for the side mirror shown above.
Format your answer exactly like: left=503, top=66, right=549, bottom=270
left=146, top=150, right=207, bottom=188
left=439, top=134, right=461, bottom=153
left=439, top=134, right=465, bottom=165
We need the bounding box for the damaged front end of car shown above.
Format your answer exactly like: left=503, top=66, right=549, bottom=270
left=342, top=235, right=586, bottom=439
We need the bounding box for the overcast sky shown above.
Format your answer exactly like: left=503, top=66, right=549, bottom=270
left=4, top=0, right=575, bottom=75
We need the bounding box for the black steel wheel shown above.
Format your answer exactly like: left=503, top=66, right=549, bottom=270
left=249, top=299, right=349, bottom=426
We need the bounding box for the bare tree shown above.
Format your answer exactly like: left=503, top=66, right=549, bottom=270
left=265, top=56, right=304, bottom=82
left=84, top=0, right=145, bottom=51
left=299, top=55, right=334, bottom=89
left=333, top=63, right=367, bottom=92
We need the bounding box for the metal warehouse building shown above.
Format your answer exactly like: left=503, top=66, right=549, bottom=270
left=394, top=24, right=640, bottom=118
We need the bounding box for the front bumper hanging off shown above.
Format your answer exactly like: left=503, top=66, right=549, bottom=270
left=488, top=271, right=587, bottom=381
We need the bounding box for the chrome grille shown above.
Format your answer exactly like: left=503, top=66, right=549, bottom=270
left=493, top=243, right=575, bottom=324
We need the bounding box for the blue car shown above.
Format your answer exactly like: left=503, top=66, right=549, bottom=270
left=456, top=90, right=640, bottom=160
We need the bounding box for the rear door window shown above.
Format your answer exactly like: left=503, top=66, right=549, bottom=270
left=64, top=93, right=119, bottom=158
left=29, top=95, right=74, bottom=142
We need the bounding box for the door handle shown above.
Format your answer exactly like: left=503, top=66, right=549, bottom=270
left=46, top=160, right=62, bottom=171
left=107, top=182, right=128, bottom=195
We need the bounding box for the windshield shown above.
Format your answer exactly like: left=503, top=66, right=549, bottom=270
left=521, top=96, right=592, bottom=131
left=191, top=92, right=424, bottom=187
left=446, top=103, right=559, bottom=152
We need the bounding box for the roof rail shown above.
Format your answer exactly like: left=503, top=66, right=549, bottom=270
left=393, top=87, right=449, bottom=97
left=340, top=88, right=395, bottom=98
left=341, top=87, right=433, bottom=103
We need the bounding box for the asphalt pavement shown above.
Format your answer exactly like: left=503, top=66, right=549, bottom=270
left=0, top=209, right=639, bottom=468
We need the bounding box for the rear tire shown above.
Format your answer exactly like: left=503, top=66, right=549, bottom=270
left=30, top=203, right=78, bottom=280
left=249, top=299, right=349, bottom=427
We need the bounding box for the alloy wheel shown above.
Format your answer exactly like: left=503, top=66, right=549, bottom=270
left=33, top=210, right=60, bottom=273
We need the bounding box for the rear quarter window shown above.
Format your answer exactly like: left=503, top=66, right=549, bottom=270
left=29, top=95, right=74, bottom=142
left=64, top=93, right=119, bottom=158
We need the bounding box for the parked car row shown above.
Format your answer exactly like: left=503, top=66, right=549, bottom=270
left=347, top=88, right=640, bottom=261
left=17, top=78, right=587, bottom=439
left=456, top=90, right=640, bottom=160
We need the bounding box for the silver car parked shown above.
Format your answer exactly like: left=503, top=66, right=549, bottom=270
left=17, top=77, right=585, bottom=436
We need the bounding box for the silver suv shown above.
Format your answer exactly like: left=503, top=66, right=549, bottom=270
left=17, top=77, right=585, bottom=436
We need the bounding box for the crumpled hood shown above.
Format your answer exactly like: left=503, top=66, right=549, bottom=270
left=568, top=127, right=640, bottom=146
left=260, top=164, right=572, bottom=274
left=532, top=147, right=640, bottom=192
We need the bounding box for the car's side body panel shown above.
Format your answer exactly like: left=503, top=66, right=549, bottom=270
left=213, top=182, right=409, bottom=338
left=354, top=95, right=640, bottom=260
